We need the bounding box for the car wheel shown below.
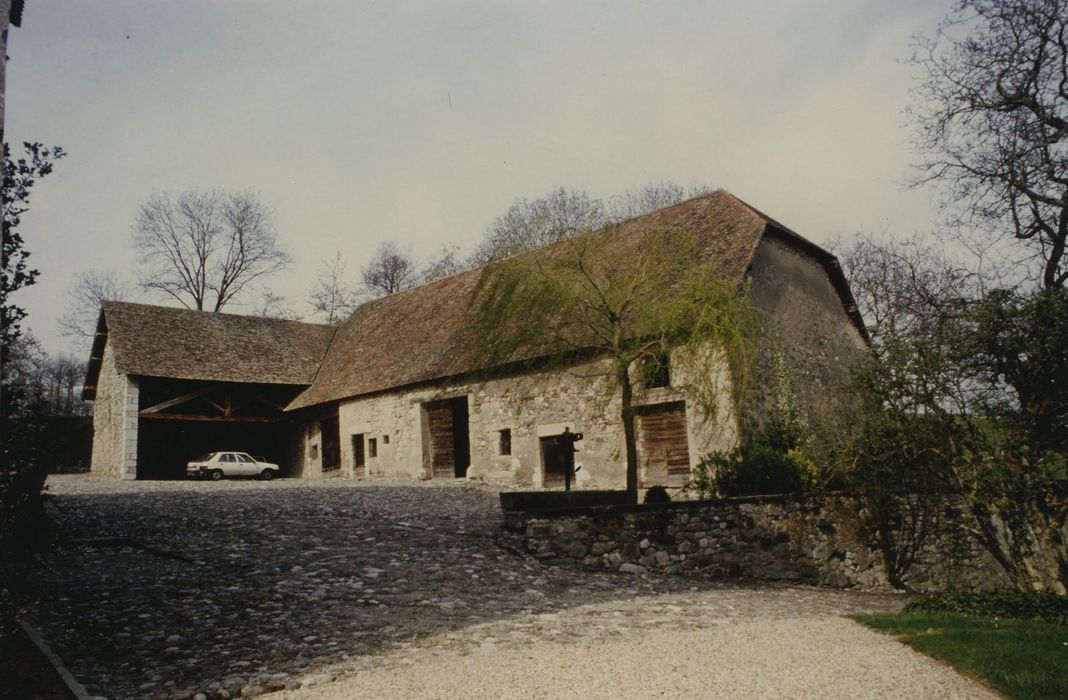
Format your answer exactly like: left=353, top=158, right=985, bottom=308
left=210, top=469, right=224, bottom=481
left=260, top=469, right=274, bottom=481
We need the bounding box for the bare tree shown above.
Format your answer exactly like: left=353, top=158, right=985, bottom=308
left=421, top=244, right=467, bottom=283
left=470, top=183, right=714, bottom=266
left=833, top=234, right=982, bottom=343
left=361, top=241, right=418, bottom=298
left=608, top=182, right=714, bottom=221
left=911, top=0, right=1068, bottom=289
left=308, top=250, right=359, bottom=322
left=134, top=190, right=291, bottom=311
left=5, top=334, right=90, bottom=416
left=471, top=187, right=606, bottom=264
left=249, top=288, right=301, bottom=320
left=58, top=268, right=131, bottom=339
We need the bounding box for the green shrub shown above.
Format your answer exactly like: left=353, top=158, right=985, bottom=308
left=729, top=443, right=806, bottom=495
left=693, top=442, right=809, bottom=497
left=906, top=592, right=1068, bottom=626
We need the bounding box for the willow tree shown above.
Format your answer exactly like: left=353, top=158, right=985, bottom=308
left=469, top=223, right=759, bottom=503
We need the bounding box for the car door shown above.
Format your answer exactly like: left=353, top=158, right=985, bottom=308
left=237, top=453, right=258, bottom=476
left=218, top=452, right=237, bottom=475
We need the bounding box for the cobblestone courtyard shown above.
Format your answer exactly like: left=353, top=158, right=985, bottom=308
left=33, top=475, right=911, bottom=699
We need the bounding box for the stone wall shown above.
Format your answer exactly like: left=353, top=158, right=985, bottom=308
left=499, top=494, right=1012, bottom=593
left=302, top=234, right=870, bottom=489
left=332, top=353, right=738, bottom=489
left=745, top=236, right=870, bottom=434
left=89, top=339, right=139, bottom=479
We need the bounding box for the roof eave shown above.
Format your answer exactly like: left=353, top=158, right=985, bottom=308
left=81, top=310, right=110, bottom=400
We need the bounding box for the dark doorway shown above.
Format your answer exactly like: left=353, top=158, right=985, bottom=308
left=352, top=434, right=365, bottom=477
left=425, top=397, right=470, bottom=478
left=320, top=414, right=341, bottom=473
left=134, top=378, right=305, bottom=479
left=540, top=435, right=572, bottom=489
left=636, top=401, right=691, bottom=487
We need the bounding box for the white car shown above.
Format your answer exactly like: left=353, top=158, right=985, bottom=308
left=186, top=452, right=280, bottom=481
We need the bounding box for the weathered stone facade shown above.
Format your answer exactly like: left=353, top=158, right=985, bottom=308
left=745, top=235, right=869, bottom=433
left=88, top=339, right=139, bottom=479
left=312, top=352, right=739, bottom=489
left=500, top=495, right=1012, bottom=592
left=297, top=234, right=867, bottom=490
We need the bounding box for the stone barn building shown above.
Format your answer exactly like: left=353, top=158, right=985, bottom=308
left=82, top=304, right=335, bottom=479
left=84, top=191, right=868, bottom=487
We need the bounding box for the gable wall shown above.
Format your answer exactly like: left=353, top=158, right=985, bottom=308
left=745, top=236, right=869, bottom=433
left=89, top=338, right=139, bottom=479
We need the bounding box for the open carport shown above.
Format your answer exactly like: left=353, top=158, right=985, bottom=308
left=134, top=377, right=307, bottom=479
left=82, top=301, right=336, bottom=480
left=136, top=414, right=303, bottom=479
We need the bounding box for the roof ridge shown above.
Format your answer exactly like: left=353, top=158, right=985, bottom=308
left=287, top=188, right=772, bottom=411
left=101, top=299, right=336, bottom=330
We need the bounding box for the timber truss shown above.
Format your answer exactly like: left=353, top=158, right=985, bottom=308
left=138, top=384, right=288, bottom=423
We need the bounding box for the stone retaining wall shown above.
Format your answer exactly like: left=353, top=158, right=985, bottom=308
left=499, top=494, right=1011, bottom=592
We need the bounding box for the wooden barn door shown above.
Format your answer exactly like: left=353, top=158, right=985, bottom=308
left=426, top=397, right=470, bottom=478
left=636, top=402, right=691, bottom=487
left=540, top=436, right=569, bottom=488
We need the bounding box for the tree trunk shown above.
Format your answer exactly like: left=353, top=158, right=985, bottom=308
left=970, top=496, right=1068, bottom=594
left=619, top=364, right=639, bottom=505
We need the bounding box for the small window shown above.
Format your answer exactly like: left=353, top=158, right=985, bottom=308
left=644, top=354, right=671, bottom=388
left=383, top=434, right=390, bottom=445
left=310, top=444, right=319, bottom=460
left=499, top=429, right=512, bottom=456
left=368, top=437, right=378, bottom=458
left=220, top=453, right=235, bottom=463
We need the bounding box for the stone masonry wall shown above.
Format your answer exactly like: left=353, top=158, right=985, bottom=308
left=334, top=353, right=738, bottom=488
left=500, top=495, right=1011, bottom=593
left=745, top=236, right=870, bottom=435
left=90, top=339, right=139, bottom=479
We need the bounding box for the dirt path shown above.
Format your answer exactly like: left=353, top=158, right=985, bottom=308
left=277, top=615, right=997, bottom=700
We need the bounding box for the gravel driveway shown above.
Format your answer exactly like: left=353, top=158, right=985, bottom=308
left=31, top=475, right=989, bottom=699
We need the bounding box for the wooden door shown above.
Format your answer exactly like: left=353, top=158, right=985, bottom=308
left=637, top=402, right=691, bottom=487
left=426, top=397, right=470, bottom=478
left=540, top=436, right=569, bottom=488
left=427, top=402, right=455, bottom=478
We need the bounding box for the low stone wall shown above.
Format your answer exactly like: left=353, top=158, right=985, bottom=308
left=499, top=494, right=1011, bottom=592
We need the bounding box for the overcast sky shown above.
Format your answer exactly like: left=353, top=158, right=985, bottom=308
left=7, top=0, right=953, bottom=358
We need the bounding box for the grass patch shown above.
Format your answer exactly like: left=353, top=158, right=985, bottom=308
left=854, top=612, right=1068, bottom=700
